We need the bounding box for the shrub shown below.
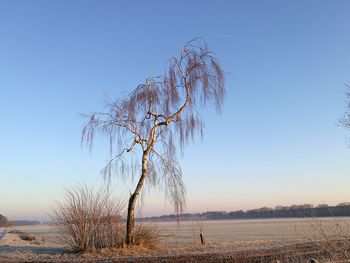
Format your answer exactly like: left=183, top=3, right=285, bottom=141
left=0, top=214, right=10, bottom=227
left=305, top=217, right=350, bottom=261
left=51, top=184, right=124, bottom=252
left=133, top=223, right=162, bottom=249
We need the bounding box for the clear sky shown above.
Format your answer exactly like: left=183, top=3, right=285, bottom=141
left=1, top=1, right=350, bottom=220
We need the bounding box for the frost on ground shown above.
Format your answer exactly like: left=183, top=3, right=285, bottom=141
left=0, top=228, right=68, bottom=262
left=0, top=228, right=312, bottom=263
left=0, top=218, right=346, bottom=262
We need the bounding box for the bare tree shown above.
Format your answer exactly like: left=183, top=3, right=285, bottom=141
left=82, top=39, right=226, bottom=245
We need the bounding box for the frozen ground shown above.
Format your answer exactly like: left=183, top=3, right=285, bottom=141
left=0, top=217, right=348, bottom=262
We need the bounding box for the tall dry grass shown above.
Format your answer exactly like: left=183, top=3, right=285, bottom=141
left=190, top=216, right=207, bottom=245
left=51, top=184, right=124, bottom=252
left=304, top=217, right=350, bottom=261
left=133, top=223, right=162, bottom=248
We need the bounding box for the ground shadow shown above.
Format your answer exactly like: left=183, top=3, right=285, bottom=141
left=0, top=245, right=69, bottom=254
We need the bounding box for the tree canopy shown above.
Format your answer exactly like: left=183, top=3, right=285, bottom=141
left=82, top=39, right=225, bottom=243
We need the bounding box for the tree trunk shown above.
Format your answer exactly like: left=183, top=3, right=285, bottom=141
left=126, top=153, right=148, bottom=245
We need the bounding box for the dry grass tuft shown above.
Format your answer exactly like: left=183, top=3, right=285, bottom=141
left=303, top=217, right=350, bottom=261
left=8, top=229, right=36, bottom=241
left=133, top=223, right=162, bottom=249
left=51, top=184, right=124, bottom=253
left=84, top=225, right=163, bottom=257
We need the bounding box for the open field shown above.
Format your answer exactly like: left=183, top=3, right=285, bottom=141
left=0, top=217, right=349, bottom=262
left=155, top=218, right=343, bottom=246
left=12, top=217, right=350, bottom=245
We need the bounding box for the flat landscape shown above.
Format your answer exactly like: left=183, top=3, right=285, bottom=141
left=13, top=217, right=350, bottom=244
left=1, top=217, right=349, bottom=262
left=2, top=1, right=350, bottom=262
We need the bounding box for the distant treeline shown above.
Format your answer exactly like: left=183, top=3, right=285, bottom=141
left=0, top=214, right=10, bottom=227
left=10, top=220, right=41, bottom=226
left=140, top=202, right=350, bottom=221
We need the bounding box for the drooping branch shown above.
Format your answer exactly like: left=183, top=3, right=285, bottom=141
left=82, top=39, right=225, bottom=218
left=150, top=149, right=186, bottom=216
left=340, top=84, right=350, bottom=129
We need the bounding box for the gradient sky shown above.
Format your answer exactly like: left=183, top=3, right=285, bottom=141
left=1, top=1, right=350, bottom=220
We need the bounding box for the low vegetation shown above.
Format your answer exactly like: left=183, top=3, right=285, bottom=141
left=0, top=214, right=10, bottom=227
left=303, top=217, right=350, bottom=261
left=51, top=184, right=124, bottom=252
left=51, top=184, right=162, bottom=253
left=133, top=224, right=162, bottom=249
left=8, top=229, right=36, bottom=241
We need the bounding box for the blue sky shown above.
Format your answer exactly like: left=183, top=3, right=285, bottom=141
left=1, top=1, right=350, bottom=220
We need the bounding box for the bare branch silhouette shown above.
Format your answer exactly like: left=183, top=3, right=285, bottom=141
left=82, top=39, right=226, bottom=244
